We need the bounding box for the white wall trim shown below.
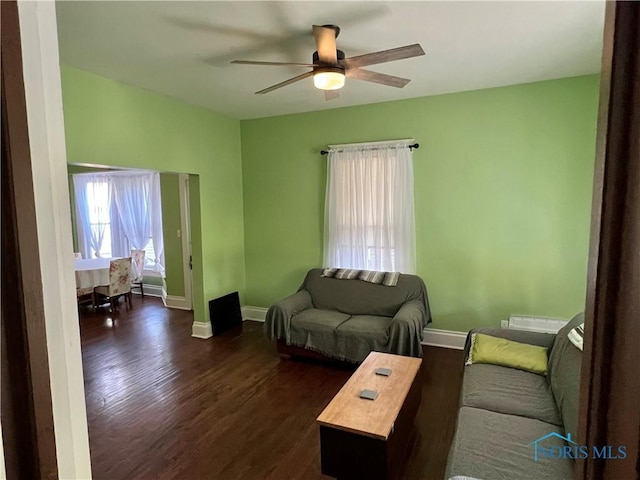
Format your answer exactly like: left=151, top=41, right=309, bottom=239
left=142, top=269, right=162, bottom=278
left=18, top=2, right=92, bottom=477
left=160, top=286, right=190, bottom=310
left=422, top=328, right=468, bottom=350
left=164, top=293, right=192, bottom=310
left=178, top=173, right=193, bottom=310
left=192, top=322, right=213, bottom=339
left=131, top=284, right=163, bottom=298
left=242, top=306, right=267, bottom=322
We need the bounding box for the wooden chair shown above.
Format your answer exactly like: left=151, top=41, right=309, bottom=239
left=94, top=257, right=132, bottom=312
left=76, top=286, right=95, bottom=308
left=130, top=249, right=145, bottom=297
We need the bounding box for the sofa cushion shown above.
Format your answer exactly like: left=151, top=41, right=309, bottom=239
left=461, top=364, right=562, bottom=426
left=336, top=315, right=394, bottom=343
left=446, top=407, right=573, bottom=480
left=548, top=312, right=584, bottom=438
left=290, top=309, right=350, bottom=335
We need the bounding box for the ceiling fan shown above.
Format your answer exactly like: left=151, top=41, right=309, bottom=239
left=231, top=25, right=425, bottom=100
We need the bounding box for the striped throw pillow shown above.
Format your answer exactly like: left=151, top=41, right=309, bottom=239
left=321, top=268, right=338, bottom=278
left=320, top=268, right=400, bottom=286
left=568, top=323, right=584, bottom=351
left=334, top=268, right=361, bottom=280
left=358, top=270, right=386, bottom=284
left=382, top=272, right=400, bottom=287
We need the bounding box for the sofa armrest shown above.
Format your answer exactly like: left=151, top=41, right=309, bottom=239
left=387, top=300, right=426, bottom=358
left=272, top=289, right=313, bottom=316
left=264, top=290, right=313, bottom=342
left=463, top=327, right=556, bottom=362
left=392, top=300, right=426, bottom=330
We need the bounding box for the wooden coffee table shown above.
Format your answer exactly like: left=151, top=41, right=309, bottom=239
left=316, top=352, right=422, bottom=479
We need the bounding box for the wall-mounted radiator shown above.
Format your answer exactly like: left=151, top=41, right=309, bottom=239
left=502, top=315, right=568, bottom=334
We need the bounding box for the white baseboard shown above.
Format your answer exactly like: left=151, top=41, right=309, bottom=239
left=191, top=322, right=212, bottom=339
left=163, top=294, right=191, bottom=310
left=242, top=306, right=267, bottom=322
left=193, top=305, right=265, bottom=339
left=132, top=284, right=163, bottom=297
left=160, top=287, right=191, bottom=310
left=422, top=328, right=467, bottom=350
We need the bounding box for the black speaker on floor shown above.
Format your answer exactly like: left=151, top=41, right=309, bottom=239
left=209, top=291, right=242, bottom=335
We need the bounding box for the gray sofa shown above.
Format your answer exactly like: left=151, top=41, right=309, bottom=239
left=264, top=268, right=431, bottom=363
left=446, top=313, right=584, bottom=480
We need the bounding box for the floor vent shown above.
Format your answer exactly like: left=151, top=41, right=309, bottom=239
left=209, top=291, right=242, bottom=335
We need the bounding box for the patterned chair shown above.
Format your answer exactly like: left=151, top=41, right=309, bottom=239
left=95, top=257, right=132, bottom=312
left=130, top=249, right=145, bottom=297
left=76, top=286, right=94, bottom=308
left=73, top=252, right=83, bottom=259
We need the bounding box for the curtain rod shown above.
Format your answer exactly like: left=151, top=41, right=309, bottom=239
left=71, top=169, right=158, bottom=177
left=320, top=143, right=419, bottom=155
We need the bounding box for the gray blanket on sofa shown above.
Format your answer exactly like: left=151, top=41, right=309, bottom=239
left=264, top=268, right=431, bottom=362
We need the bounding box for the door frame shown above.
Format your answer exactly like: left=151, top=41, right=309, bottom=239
left=2, top=1, right=92, bottom=477
left=179, top=173, right=193, bottom=310
left=2, top=3, right=58, bottom=476
left=577, top=1, right=640, bottom=478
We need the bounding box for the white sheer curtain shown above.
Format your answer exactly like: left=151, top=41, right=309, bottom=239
left=149, top=173, right=165, bottom=274
left=323, top=141, right=416, bottom=273
left=73, top=174, right=112, bottom=258
left=111, top=171, right=165, bottom=275
left=111, top=173, right=152, bottom=250
left=109, top=201, right=129, bottom=258
left=72, top=170, right=165, bottom=274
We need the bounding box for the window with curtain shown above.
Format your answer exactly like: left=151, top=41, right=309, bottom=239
left=73, top=170, right=165, bottom=275
left=323, top=141, right=416, bottom=273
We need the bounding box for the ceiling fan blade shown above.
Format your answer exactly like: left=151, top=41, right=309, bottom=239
left=255, top=71, right=314, bottom=94
left=346, top=68, right=411, bottom=88
left=324, top=90, right=340, bottom=101
left=232, top=60, right=319, bottom=67
left=341, top=44, right=425, bottom=69
left=313, top=25, right=338, bottom=64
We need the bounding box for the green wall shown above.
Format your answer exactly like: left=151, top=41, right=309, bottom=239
left=160, top=173, right=185, bottom=296
left=62, top=67, right=599, bottom=333
left=61, top=66, right=245, bottom=324
left=240, top=75, right=599, bottom=332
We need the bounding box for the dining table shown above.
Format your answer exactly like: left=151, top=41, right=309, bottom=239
left=74, top=258, right=115, bottom=289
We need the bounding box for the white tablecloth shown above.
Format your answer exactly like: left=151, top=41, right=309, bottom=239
left=74, top=258, right=113, bottom=289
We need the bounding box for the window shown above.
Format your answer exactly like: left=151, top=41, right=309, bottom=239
left=73, top=171, right=165, bottom=274
left=86, top=180, right=112, bottom=258
left=142, top=238, right=156, bottom=270
left=323, top=141, right=416, bottom=273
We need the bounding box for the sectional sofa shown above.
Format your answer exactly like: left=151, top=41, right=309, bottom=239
left=446, top=313, right=584, bottom=479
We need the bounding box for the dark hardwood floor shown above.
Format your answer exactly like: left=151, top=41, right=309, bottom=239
left=79, top=297, right=463, bottom=480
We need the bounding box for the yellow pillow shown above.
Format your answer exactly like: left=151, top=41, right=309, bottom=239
left=466, top=333, right=549, bottom=375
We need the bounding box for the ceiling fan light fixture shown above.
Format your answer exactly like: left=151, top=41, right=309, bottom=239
left=313, top=67, right=345, bottom=91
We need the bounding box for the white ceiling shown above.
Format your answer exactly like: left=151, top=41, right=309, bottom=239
left=55, top=1, right=605, bottom=120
